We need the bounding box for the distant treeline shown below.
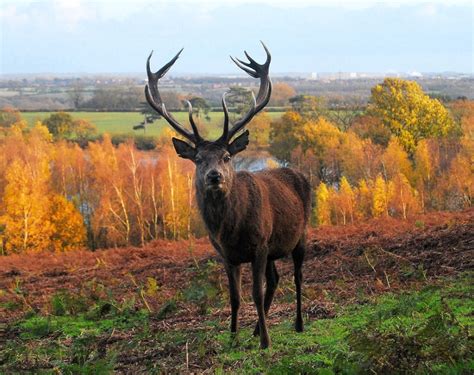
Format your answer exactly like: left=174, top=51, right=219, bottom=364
left=1, top=75, right=472, bottom=111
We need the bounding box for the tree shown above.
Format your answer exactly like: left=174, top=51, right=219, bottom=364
left=85, top=86, right=143, bottom=111
left=315, top=182, right=330, bottom=225
left=43, top=112, right=76, bottom=139
left=443, top=146, right=473, bottom=209
left=350, top=115, right=391, bottom=147
left=50, top=195, right=87, bottom=252
left=414, top=139, right=435, bottom=211
left=368, top=78, right=456, bottom=154
left=2, top=157, right=53, bottom=253
left=357, top=179, right=372, bottom=220
left=372, top=174, right=392, bottom=217
left=382, top=138, right=413, bottom=181
left=389, top=173, right=420, bottom=219
left=67, top=82, right=84, bottom=109
left=139, top=101, right=161, bottom=123
left=289, top=95, right=326, bottom=120
left=248, top=112, right=271, bottom=150
left=0, top=107, right=22, bottom=128
left=226, top=86, right=254, bottom=118
left=189, top=96, right=211, bottom=121
left=269, top=111, right=305, bottom=162
left=74, top=119, right=97, bottom=144
left=295, top=117, right=345, bottom=184
left=269, top=83, right=296, bottom=107
left=449, top=99, right=474, bottom=135
left=337, top=176, right=355, bottom=224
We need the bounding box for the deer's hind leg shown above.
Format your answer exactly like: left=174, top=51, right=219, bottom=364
left=251, top=254, right=271, bottom=349
left=253, top=260, right=280, bottom=336
left=292, top=238, right=305, bottom=332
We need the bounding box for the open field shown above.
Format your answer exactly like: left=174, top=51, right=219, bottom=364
left=21, top=111, right=285, bottom=138
left=1, top=209, right=472, bottom=373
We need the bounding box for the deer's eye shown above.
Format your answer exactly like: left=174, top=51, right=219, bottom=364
left=223, top=155, right=231, bottom=163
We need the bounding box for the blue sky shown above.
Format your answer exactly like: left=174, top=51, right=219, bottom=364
left=1, top=0, right=472, bottom=74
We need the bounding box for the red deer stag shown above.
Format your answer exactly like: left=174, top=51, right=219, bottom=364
left=145, top=43, right=311, bottom=349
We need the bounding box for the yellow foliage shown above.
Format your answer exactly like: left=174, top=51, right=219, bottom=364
left=315, top=182, right=331, bottom=225
left=50, top=195, right=86, bottom=252
left=357, top=179, right=372, bottom=219
left=368, top=78, right=456, bottom=154
left=372, top=174, right=393, bottom=217
left=2, top=159, right=53, bottom=253
left=389, top=173, right=420, bottom=219
left=249, top=112, right=271, bottom=149
left=382, top=137, right=413, bottom=181
left=338, top=176, right=355, bottom=224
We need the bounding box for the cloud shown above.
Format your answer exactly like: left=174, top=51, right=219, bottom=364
left=53, top=0, right=96, bottom=31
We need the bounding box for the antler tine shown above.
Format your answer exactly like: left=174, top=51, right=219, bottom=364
left=145, top=49, right=200, bottom=144
left=185, top=100, right=203, bottom=143
left=226, top=42, right=272, bottom=141
left=217, top=92, right=230, bottom=143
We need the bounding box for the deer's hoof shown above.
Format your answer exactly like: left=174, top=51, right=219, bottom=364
left=295, top=319, right=304, bottom=332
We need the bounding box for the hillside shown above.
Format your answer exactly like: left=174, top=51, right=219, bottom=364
left=0, top=209, right=473, bottom=372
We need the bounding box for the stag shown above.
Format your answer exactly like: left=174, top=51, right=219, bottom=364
left=145, top=43, right=311, bottom=349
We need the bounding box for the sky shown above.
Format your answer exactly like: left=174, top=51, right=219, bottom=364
left=1, top=0, right=472, bottom=75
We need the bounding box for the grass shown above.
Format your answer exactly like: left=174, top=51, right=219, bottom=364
left=1, top=272, right=472, bottom=373
left=21, top=111, right=284, bottom=138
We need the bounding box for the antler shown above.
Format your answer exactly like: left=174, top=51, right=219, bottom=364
left=145, top=50, right=203, bottom=144
left=218, top=41, right=272, bottom=143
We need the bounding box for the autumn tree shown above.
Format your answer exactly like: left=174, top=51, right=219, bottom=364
left=295, top=117, right=346, bottom=184
left=414, top=139, right=435, bottom=211
left=269, top=83, right=296, bottom=107
left=248, top=112, right=271, bottom=150
left=372, top=174, right=392, bottom=217
left=389, top=173, right=420, bottom=219
left=356, top=179, right=372, bottom=220
left=368, top=78, right=456, bottom=154
left=269, top=111, right=305, bottom=162
left=382, top=138, right=413, bottom=181
left=88, top=134, right=132, bottom=246
left=73, top=119, right=98, bottom=144
left=337, top=176, right=356, bottom=224
left=2, top=158, right=53, bottom=253
left=442, top=137, right=473, bottom=209
left=350, top=114, right=391, bottom=147
left=1, top=124, right=53, bottom=253
left=315, top=182, right=330, bottom=225
left=50, top=195, right=86, bottom=252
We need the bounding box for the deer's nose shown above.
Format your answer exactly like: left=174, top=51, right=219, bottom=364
left=206, top=170, right=223, bottom=185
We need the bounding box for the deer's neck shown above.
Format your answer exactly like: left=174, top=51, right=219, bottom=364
left=196, top=180, right=238, bottom=237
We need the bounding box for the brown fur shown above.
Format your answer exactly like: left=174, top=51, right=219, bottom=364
left=145, top=44, right=309, bottom=349
left=193, top=154, right=311, bottom=348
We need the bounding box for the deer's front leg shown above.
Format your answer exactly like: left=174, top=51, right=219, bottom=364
left=252, top=255, right=270, bottom=349
left=225, top=263, right=241, bottom=333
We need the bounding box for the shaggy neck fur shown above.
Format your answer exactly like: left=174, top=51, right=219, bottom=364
left=195, top=178, right=234, bottom=236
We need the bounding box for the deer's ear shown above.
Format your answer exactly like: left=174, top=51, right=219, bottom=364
left=228, top=130, right=250, bottom=156
left=172, top=138, right=196, bottom=160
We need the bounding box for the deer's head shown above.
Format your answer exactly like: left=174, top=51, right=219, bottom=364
left=145, top=42, right=272, bottom=195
